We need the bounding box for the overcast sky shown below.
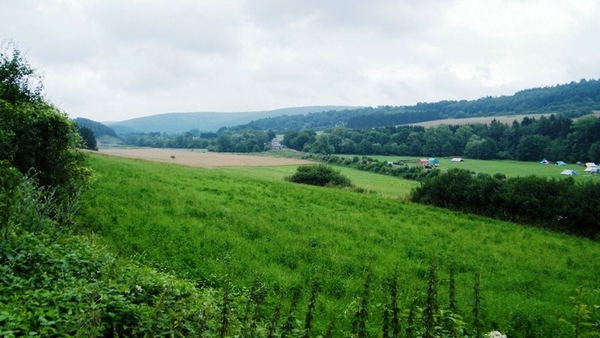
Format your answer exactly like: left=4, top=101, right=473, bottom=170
left=2, top=0, right=599, bottom=122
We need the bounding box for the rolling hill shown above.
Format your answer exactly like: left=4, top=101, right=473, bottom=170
left=105, top=106, right=358, bottom=134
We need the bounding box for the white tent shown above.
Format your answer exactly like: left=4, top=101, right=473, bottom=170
left=560, top=169, right=577, bottom=176
left=451, top=158, right=463, bottom=162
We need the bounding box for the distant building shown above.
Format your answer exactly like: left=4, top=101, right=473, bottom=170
left=269, top=138, right=283, bottom=150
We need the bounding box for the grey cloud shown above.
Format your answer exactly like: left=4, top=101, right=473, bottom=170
left=1, top=0, right=600, bottom=121
left=86, top=1, right=244, bottom=55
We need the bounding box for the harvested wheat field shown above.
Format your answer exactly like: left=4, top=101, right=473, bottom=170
left=97, top=148, right=316, bottom=167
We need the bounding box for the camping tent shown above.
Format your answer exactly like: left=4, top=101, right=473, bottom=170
left=556, top=161, right=567, bottom=166
left=560, top=169, right=577, bottom=176
left=451, top=158, right=463, bottom=162
left=540, top=159, right=549, bottom=164
left=428, top=158, right=439, bottom=166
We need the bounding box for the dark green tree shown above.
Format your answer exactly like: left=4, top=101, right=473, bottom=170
left=311, top=134, right=334, bottom=154
left=516, top=135, right=550, bottom=161
left=0, top=42, right=90, bottom=205
left=0, top=41, right=43, bottom=105
left=77, top=126, right=97, bottom=151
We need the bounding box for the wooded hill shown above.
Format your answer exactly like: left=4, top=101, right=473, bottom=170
left=240, top=79, right=600, bottom=132
left=103, top=106, right=357, bottom=134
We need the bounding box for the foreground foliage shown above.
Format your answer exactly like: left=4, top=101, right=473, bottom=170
left=0, top=41, right=90, bottom=207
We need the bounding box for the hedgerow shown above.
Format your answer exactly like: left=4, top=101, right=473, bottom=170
left=302, top=153, right=438, bottom=181
left=410, top=168, right=600, bottom=238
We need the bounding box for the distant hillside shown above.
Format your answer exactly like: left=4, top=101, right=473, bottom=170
left=235, top=79, right=600, bottom=132
left=72, top=117, right=118, bottom=138
left=106, top=106, right=358, bottom=134
left=347, top=79, right=600, bottom=128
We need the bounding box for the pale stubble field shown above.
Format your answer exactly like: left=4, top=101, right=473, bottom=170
left=98, top=148, right=316, bottom=167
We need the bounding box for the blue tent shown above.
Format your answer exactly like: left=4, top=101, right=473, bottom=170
left=556, top=161, right=567, bottom=166
left=428, top=158, right=439, bottom=166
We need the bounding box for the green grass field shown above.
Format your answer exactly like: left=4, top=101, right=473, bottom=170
left=77, top=153, right=600, bottom=336
left=340, top=154, right=598, bottom=181
left=220, top=165, right=419, bottom=198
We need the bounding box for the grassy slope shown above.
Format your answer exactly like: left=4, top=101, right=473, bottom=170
left=78, top=153, right=600, bottom=334
left=219, top=165, right=419, bottom=198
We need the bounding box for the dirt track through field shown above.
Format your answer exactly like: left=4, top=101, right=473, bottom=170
left=97, top=148, right=316, bottom=167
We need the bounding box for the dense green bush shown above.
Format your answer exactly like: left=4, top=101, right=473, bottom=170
left=411, top=168, right=600, bottom=238
left=286, top=164, right=354, bottom=187
left=0, top=42, right=91, bottom=207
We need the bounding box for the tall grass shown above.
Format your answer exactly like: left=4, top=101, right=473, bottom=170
left=77, top=153, right=600, bottom=335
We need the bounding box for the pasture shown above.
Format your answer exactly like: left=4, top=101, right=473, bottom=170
left=78, top=151, right=600, bottom=336
left=346, top=154, right=597, bottom=180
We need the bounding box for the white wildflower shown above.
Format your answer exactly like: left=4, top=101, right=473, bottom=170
left=487, top=331, right=507, bottom=338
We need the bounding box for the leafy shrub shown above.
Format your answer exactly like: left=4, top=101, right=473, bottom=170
left=0, top=42, right=91, bottom=207
left=286, top=164, right=353, bottom=188
left=411, top=168, right=600, bottom=238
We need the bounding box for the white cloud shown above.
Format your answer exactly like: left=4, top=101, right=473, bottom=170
left=1, top=0, right=599, bottom=121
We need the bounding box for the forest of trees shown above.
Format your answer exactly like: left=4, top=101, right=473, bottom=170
left=411, top=168, right=600, bottom=238
left=122, top=127, right=276, bottom=153
left=120, top=113, right=600, bottom=163
left=283, top=114, right=600, bottom=163
left=235, top=79, right=600, bottom=132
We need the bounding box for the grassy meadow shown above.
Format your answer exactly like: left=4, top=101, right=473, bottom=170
left=219, top=165, right=419, bottom=198
left=345, top=154, right=598, bottom=181
left=77, top=153, right=600, bottom=336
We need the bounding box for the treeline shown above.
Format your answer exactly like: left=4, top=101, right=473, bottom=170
left=411, top=169, right=600, bottom=238
left=236, top=79, right=600, bottom=132
left=303, top=153, right=438, bottom=181
left=122, top=127, right=276, bottom=152
left=245, top=108, right=365, bottom=132
left=348, top=79, right=600, bottom=128
left=283, top=114, right=600, bottom=163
